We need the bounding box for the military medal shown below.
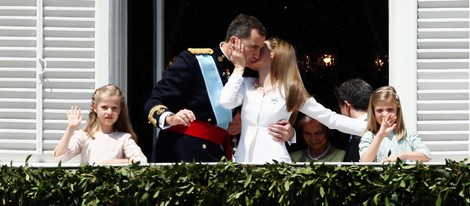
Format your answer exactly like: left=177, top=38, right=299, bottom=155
left=223, top=68, right=231, bottom=79
left=218, top=55, right=225, bottom=62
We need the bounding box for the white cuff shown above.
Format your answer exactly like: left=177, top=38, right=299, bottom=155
left=159, top=111, right=174, bottom=130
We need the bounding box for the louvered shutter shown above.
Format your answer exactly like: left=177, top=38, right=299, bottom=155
left=0, top=0, right=98, bottom=163
left=417, top=0, right=470, bottom=162
left=0, top=1, right=37, bottom=157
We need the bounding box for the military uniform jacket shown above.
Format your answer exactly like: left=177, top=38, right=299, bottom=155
left=144, top=46, right=234, bottom=127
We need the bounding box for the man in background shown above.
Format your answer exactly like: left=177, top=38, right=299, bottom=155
left=335, top=78, right=373, bottom=162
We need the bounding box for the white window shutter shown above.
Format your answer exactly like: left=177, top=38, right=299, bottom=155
left=417, top=0, right=470, bottom=161
left=41, top=0, right=96, bottom=158
left=0, top=1, right=42, bottom=157
left=0, top=0, right=98, bottom=163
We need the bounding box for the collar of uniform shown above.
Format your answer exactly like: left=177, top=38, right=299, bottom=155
left=219, top=42, right=229, bottom=59
left=213, top=44, right=233, bottom=68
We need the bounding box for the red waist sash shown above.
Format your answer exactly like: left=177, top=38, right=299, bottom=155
left=167, top=120, right=232, bottom=160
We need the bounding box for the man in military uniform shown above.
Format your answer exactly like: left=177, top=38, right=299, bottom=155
left=144, top=14, right=295, bottom=163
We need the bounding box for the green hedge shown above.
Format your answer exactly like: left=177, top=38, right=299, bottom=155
left=1, top=158, right=469, bottom=206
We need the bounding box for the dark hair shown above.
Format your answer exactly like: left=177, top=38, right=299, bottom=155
left=336, top=78, right=373, bottom=111
left=224, top=14, right=266, bottom=42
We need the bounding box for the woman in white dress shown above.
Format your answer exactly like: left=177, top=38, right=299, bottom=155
left=220, top=37, right=366, bottom=164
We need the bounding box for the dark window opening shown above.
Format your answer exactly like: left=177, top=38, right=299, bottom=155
left=127, top=0, right=389, bottom=158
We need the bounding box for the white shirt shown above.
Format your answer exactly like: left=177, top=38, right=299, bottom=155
left=220, top=74, right=366, bottom=164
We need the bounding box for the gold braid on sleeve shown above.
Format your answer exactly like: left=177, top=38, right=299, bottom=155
left=148, top=105, right=168, bottom=126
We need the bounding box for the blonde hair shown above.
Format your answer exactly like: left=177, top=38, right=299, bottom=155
left=83, top=84, right=137, bottom=141
left=366, top=86, right=406, bottom=140
left=267, top=37, right=310, bottom=124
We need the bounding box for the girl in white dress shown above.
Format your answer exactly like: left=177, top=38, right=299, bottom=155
left=220, top=37, right=366, bottom=164
left=54, top=84, right=147, bottom=164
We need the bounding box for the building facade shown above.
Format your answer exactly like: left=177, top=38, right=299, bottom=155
left=0, top=0, right=468, bottom=163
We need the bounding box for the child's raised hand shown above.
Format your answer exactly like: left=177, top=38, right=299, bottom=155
left=66, top=106, right=82, bottom=129
left=379, top=112, right=397, bottom=135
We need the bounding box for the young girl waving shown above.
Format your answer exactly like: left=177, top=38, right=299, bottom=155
left=54, top=84, right=147, bottom=164
left=359, top=86, right=431, bottom=162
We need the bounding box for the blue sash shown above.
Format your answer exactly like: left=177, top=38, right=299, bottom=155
left=195, top=55, right=232, bottom=129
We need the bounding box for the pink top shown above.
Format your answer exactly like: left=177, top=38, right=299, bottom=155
left=54, top=130, right=147, bottom=164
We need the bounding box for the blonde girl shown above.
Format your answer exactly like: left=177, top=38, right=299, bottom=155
left=54, top=84, right=147, bottom=164
left=359, top=86, right=431, bottom=162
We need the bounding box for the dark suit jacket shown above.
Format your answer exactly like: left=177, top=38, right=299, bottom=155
left=343, top=135, right=361, bottom=162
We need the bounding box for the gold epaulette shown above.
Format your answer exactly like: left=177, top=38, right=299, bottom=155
left=188, top=48, right=213, bottom=55
left=147, top=105, right=168, bottom=126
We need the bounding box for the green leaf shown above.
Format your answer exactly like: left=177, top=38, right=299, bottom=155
left=141, top=193, right=149, bottom=202
left=244, top=174, right=252, bottom=188
left=399, top=180, right=406, bottom=188
left=299, top=167, right=314, bottom=175
left=373, top=193, right=380, bottom=205
left=436, top=193, right=442, bottom=206
left=232, top=191, right=243, bottom=199
left=284, top=180, right=290, bottom=192
left=25, top=154, right=32, bottom=165
left=187, top=186, right=194, bottom=194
